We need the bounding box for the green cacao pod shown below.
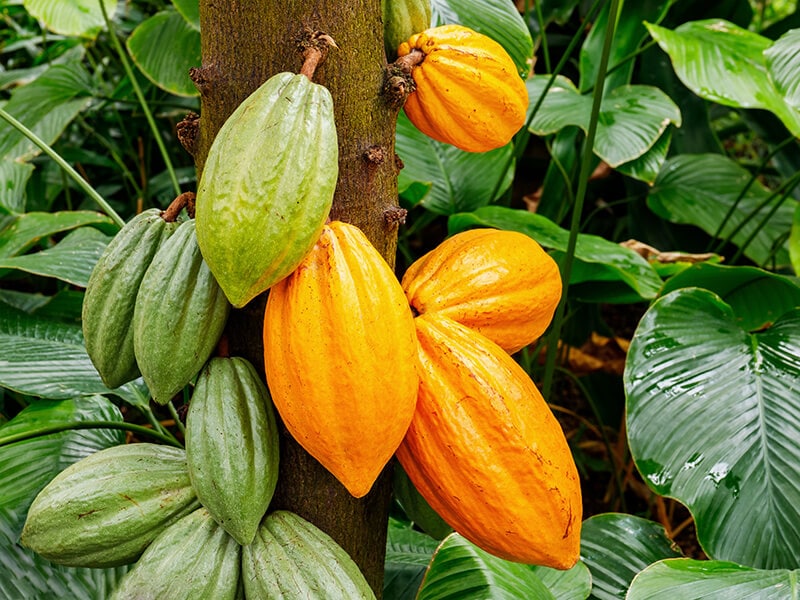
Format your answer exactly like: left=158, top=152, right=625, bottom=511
left=21, top=443, right=200, bottom=568
left=82, top=209, right=179, bottom=388
left=186, top=356, right=279, bottom=545
left=195, top=72, right=338, bottom=308
left=110, top=507, right=240, bottom=600
left=242, top=511, right=375, bottom=599
left=382, top=0, right=431, bottom=60
left=133, top=219, right=230, bottom=404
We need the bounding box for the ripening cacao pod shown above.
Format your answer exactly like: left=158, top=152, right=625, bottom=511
left=242, top=511, right=375, bottom=599
left=82, top=209, right=179, bottom=388
left=402, top=228, right=561, bottom=353
left=398, top=24, right=528, bottom=152
left=133, top=219, right=230, bottom=404
left=263, top=221, right=418, bottom=498
left=186, top=356, right=280, bottom=545
left=382, top=0, right=431, bottom=60
left=21, top=444, right=200, bottom=567
left=396, top=313, right=582, bottom=568
left=110, top=508, right=240, bottom=600
left=195, top=72, right=338, bottom=308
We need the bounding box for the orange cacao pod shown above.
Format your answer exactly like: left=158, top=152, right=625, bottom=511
left=396, top=312, right=581, bottom=568
left=402, top=228, right=561, bottom=353
left=263, top=221, right=419, bottom=498
left=398, top=24, right=528, bottom=152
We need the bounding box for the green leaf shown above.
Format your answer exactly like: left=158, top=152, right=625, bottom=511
left=126, top=11, right=201, bottom=97
left=528, top=77, right=681, bottom=169
left=0, top=304, right=147, bottom=406
left=384, top=519, right=439, bottom=600
left=395, top=112, right=514, bottom=215
left=0, top=211, right=117, bottom=260
left=660, top=263, right=800, bottom=331
left=0, top=159, right=34, bottom=215
left=625, top=288, right=800, bottom=569
left=614, top=130, right=672, bottom=184
left=765, top=29, right=800, bottom=111
left=430, top=0, right=533, bottom=77
left=648, top=153, right=795, bottom=267
left=22, top=0, right=117, bottom=38
left=417, top=533, right=591, bottom=600
left=580, top=513, right=682, bottom=600
left=0, top=227, right=111, bottom=287
left=448, top=206, right=663, bottom=300
left=646, top=19, right=800, bottom=137
left=172, top=0, right=200, bottom=30
left=627, top=559, right=800, bottom=599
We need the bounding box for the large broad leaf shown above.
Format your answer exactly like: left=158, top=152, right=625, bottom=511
left=580, top=513, right=682, bottom=600
left=0, top=305, right=148, bottom=406
left=527, top=76, right=681, bottom=168
left=646, top=20, right=800, bottom=137
left=417, top=533, right=591, bottom=600
left=0, top=211, right=117, bottom=260
left=648, top=153, right=795, bottom=267
left=430, top=0, right=533, bottom=76
left=22, top=0, right=117, bottom=38
left=0, top=160, right=34, bottom=215
left=449, top=206, right=663, bottom=301
left=395, top=112, right=514, bottom=215
left=625, top=288, right=800, bottom=569
left=0, top=227, right=111, bottom=287
left=660, top=263, right=800, bottom=331
left=173, top=0, right=200, bottom=30
left=627, top=559, right=800, bottom=599
left=384, top=519, right=439, bottom=600
left=764, top=29, right=800, bottom=111
left=127, top=11, right=201, bottom=97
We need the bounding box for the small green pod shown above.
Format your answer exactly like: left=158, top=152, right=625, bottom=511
left=382, top=0, right=431, bottom=60
left=133, top=219, right=230, bottom=405
left=21, top=444, right=200, bottom=568
left=82, top=209, right=179, bottom=388
left=242, top=511, right=376, bottom=599
left=110, top=507, right=241, bottom=600
left=186, top=356, right=280, bottom=545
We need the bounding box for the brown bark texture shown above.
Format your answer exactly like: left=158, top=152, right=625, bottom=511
left=194, top=0, right=401, bottom=595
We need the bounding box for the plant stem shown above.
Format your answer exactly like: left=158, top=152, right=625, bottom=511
left=542, top=0, right=621, bottom=400
left=99, top=1, right=181, bottom=197
left=0, top=421, right=183, bottom=448
left=167, top=402, right=186, bottom=437
left=0, top=107, right=125, bottom=227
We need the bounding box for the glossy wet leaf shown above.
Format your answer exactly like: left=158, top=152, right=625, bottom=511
left=648, top=153, right=795, bottom=267
left=417, top=533, right=591, bottom=600
left=127, top=11, right=201, bottom=97
left=614, top=130, right=672, bottom=185
left=625, top=288, right=800, bottom=569
left=22, top=0, right=117, bottom=38
left=646, top=19, right=800, bottom=137
left=580, top=513, right=682, bottom=600
left=384, top=519, right=439, bottom=600
left=449, top=206, right=663, bottom=300
left=765, top=29, right=800, bottom=111
left=627, top=559, right=800, bottom=599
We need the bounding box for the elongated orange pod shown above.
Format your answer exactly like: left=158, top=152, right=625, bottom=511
left=263, top=221, right=419, bottom=498
left=398, top=24, right=528, bottom=152
left=396, top=312, right=581, bottom=568
left=402, top=228, right=561, bottom=354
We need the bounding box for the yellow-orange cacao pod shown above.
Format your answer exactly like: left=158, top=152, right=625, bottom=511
left=402, top=228, right=561, bottom=354
left=263, top=221, right=419, bottom=498
left=396, top=312, right=581, bottom=568
left=397, top=24, right=528, bottom=152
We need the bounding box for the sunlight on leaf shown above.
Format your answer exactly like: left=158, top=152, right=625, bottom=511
left=764, top=28, right=800, bottom=111
left=23, top=0, right=117, bottom=38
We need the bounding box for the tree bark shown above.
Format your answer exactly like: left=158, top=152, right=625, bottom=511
left=194, top=0, right=400, bottom=595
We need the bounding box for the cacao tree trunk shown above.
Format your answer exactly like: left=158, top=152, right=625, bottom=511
left=193, top=0, right=400, bottom=595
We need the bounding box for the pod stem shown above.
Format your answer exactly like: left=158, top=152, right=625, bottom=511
left=161, top=191, right=196, bottom=222
left=300, top=31, right=338, bottom=80
left=383, top=50, right=423, bottom=109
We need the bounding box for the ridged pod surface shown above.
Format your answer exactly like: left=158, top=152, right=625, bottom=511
left=133, top=219, right=230, bottom=404
left=110, top=508, right=240, bottom=600
left=242, top=511, right=375, bottom=599
left=382, top=0, right=431, bottom=60
left=396, top=313, right=582, bottom=568
left=263, top=221, right=418, bottom=498
left=82, top=209, right=179, bottom=388
left=186, top=357, right=279, bottom=545
left=195, top=72, right=338, bottom=308
left=402, top=228, right=561, bottom=353
left=21, top=444, right=199, bottom=568
left=398, top=24, right=528, bottom=152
